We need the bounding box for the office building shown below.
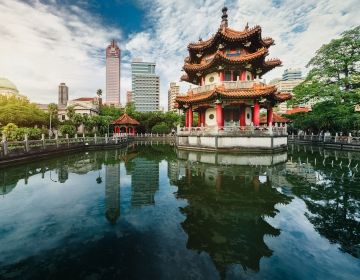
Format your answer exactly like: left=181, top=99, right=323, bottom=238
left=106, top=40, right=121, bottom=106
left=131, top=59, right=160, bottom=112
left=282, top=68, right=302, bottom=81
left=58, top=82, right=68, bottom=107
left=126, top=90, right=133, bottom=104
left=168, top=82, right=180, bottom=112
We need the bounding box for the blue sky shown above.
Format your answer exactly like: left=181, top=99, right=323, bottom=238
left=0, top=0, right=359, bottom=108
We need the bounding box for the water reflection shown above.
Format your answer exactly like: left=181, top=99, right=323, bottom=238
left=105, top=151, right=121, bottom=224
left=171, top=155, right=292, bottom=276
left=0, top=144, right=360, bottom=279
left=286, top=144, right=360, bottom=258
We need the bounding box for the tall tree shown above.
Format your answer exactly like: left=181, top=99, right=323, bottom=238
left=96, top=89, right=102, bottom=98
left=307, top=26, right=360, bottom=91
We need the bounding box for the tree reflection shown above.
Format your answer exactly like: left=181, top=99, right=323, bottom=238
left=287, top=147, right=360, bottom=258
left=173, top=163, right=291, bottom=276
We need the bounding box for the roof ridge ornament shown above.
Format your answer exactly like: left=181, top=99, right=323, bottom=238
left=220, top=6, right=228, bottom=29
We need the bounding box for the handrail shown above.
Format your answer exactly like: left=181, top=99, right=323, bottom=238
left=177, top=126, right=287, bottom=136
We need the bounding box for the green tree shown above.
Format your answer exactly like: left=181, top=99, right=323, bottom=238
left=151, top=122, right=170, bottom=134
left=66, top=106, right=76, bottom=122
left=289, top=26, right=360, bottom=133
left=96, top=89, right=102, bottom=98
left=0, top=94, right=48, bottom=127
left=59, top=124, right=76, bottom=137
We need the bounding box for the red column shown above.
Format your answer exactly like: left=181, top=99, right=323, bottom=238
left=216, top=102, right=224, bottom=128
left=253, top=101, right=260, bottom=126
left=133, top=127, right=137, bottom=135
left=230, top=70, right=234, bottom=81
left=125, top=127, right=129, bottom=134
left=185, top=109, right=189, bottom=127
left=188, top=107, right=193, bottom=127
left=240, top=71, right=246, bottom=81
left=219, top=71, right=224, bottom=82
left=267, top=106, right=273, bottom=126
left=240, top=104, right=246, bottom=126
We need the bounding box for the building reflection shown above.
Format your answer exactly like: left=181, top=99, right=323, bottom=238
left=104, top=161, right=120, bottom=224
left=130, top=157, right=159, bottom=208
left=171, top=155, right=292, bottom=277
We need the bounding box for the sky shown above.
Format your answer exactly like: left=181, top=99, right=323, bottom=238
left=0, top=0, right=360, bottom=109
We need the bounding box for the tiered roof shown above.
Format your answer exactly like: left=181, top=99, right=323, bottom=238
left=176, top=7, right=291, bottom=108
left=176, top=84, right=291, bottom=108
left=181, top=7, right=281, bottom=85
left=112, top=113, right=140, bottom=125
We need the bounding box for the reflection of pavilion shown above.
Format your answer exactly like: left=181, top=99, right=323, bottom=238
left=173, top=157, right=291, bottom=277
left=105, top=162, right=120, bottom=224
left=130, top=157, right=159, bottom=208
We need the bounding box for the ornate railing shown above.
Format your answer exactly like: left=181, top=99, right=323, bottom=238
left=177, top=126, right=287, bottom=136
left=288, top=134, right=360, bottom=146
left=188, top=80, right=266, bottom=94
left=0, top=135, right=129, bottom=160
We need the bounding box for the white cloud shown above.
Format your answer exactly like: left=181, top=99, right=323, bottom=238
left=125, top=0, right=360, bottom=109
left=0, top=0, right=121, bottom=103
left=1, top=0, right=359, bottom=109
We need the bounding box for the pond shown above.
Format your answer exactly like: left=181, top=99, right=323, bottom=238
left=0, top=143, right=359, bottom=279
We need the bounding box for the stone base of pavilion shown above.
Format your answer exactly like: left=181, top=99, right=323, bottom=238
left=177, top=149, right=287, bottom=166
left=176, top=126, right=288, bottom=153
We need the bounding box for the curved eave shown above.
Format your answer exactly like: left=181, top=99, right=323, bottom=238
left=188, top=26, right=263, bottom=51
left=260, top=59, right=282, bottom=76
left=183, top=48, right=268, bottom=72
left=176, top=85, right=277, bottom=106
left=273, top=92, right=292, bottom=102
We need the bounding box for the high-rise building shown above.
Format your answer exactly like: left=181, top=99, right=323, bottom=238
left=168, top=82, right=180, bottom=112
left=106, top=40, right=121, bottom=107
left=270, top=69, right=304, bottom=113
left=126, top=90, right=133, bottom=105
left=282, top=68, right=302, bottom=81
left=131, top=59, right=160, bottom=112
left=58, top=82, right=68, bottom=107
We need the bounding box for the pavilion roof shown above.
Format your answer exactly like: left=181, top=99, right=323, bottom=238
left=285, top=107, right=311, bottom=115
left=183, top=48, right=269, bottom=72
left=188, top=26, right=274, bottom=52
left=112, top=113, right=140, bottom=125
left=260, top=112, right=292, bottom=124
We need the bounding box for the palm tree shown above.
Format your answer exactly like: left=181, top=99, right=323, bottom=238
left=96, top=89, right=102, bottom=98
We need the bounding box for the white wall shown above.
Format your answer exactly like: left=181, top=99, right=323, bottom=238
left=205, top=108, right=217, bottom=126
left=245, top=107, right=252, bottom=125
left=204, top=72, right=220, bottom=85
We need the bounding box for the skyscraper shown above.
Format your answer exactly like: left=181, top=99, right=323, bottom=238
left=168, top=82, right=180, bottom=112
left=106, top=40, right=121, bottom=107
left=126, top=90, right=133, bottom=105
left=58, top=82, right=68, bottom=107
left=282, top=68, right=302, bottom=81
left=131, top=59, right=160, bottom=112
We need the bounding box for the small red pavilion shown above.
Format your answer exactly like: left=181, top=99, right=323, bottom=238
left=112, top=113, right=139, bottom=135
left=175, top=7, right=291, bottom=129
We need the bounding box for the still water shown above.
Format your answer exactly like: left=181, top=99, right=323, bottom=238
left=0, top=143, right=359, bottom=279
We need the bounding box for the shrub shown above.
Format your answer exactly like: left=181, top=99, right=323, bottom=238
left=151, top=122, right=170, bottom=134
left=59, top=124, right=76, bottom=137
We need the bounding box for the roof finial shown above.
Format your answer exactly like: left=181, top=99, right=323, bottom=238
left=221, top=6, right=228, bottom=28
left=245, top=22, right=249, bottom=30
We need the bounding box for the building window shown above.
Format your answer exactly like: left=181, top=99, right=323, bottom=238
left=61, top=115, right=65, bottom=121
left=209, top=76, right=214, bottom=83
left=209, top=114, right=214, bottom=120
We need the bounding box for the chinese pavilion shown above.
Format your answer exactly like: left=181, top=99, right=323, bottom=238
left=112, top=113, right=139, bottom=135
left=175, top=7, right=291, bottom=129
